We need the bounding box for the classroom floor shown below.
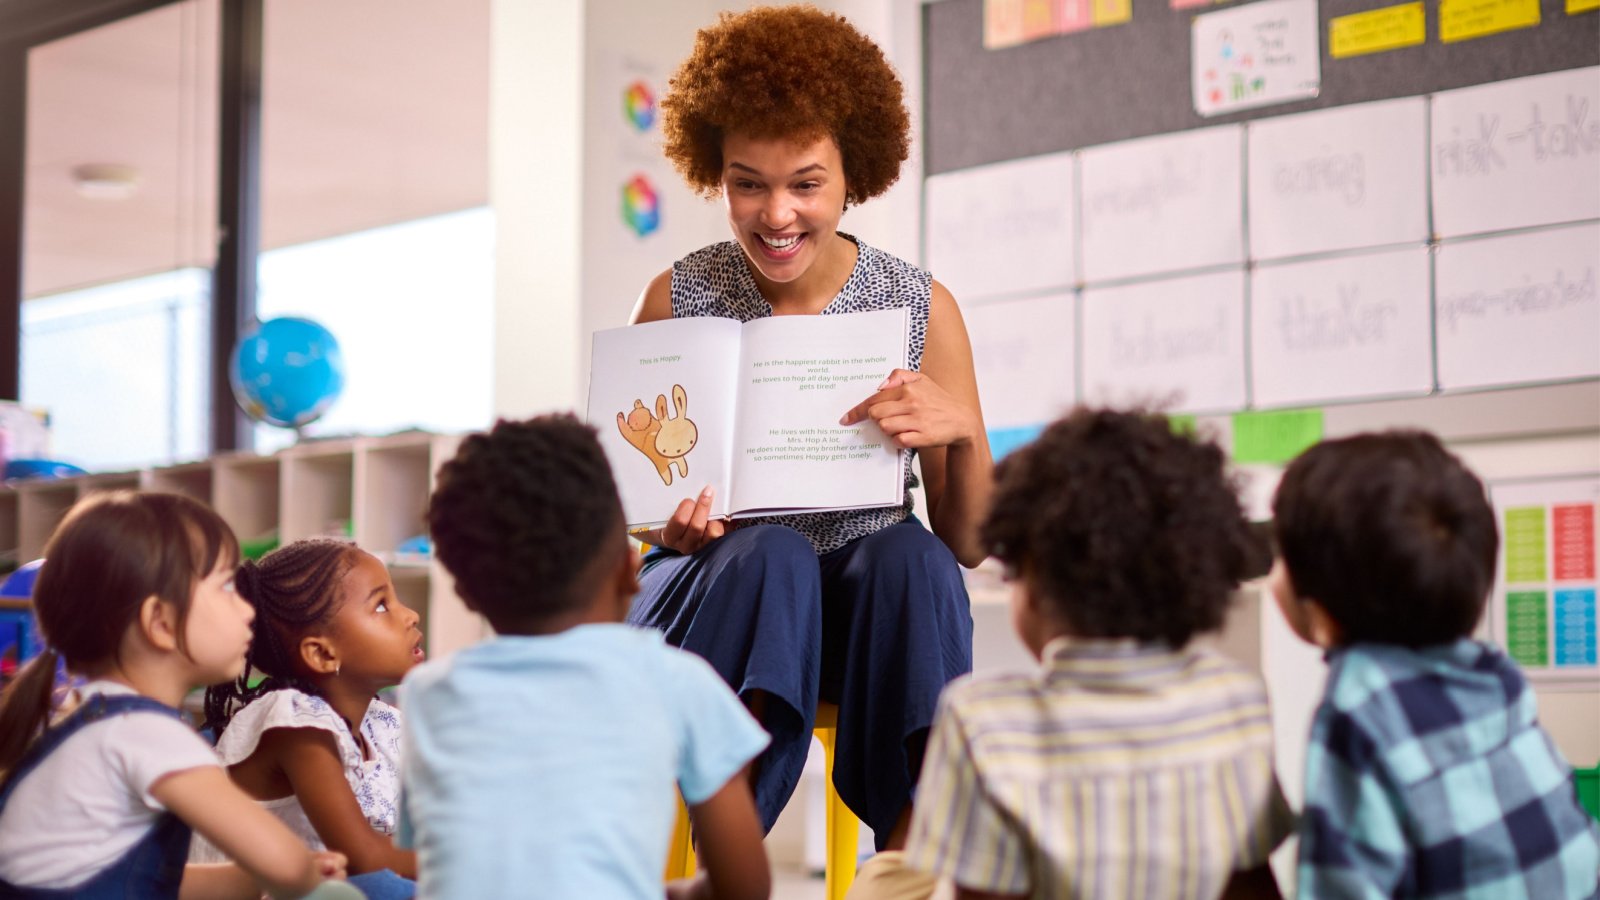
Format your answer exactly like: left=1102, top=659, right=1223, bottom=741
left=772, top=866, right=827, bottom=900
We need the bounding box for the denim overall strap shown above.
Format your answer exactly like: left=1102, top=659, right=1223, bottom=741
left=0, top=693, right=195, bottom=900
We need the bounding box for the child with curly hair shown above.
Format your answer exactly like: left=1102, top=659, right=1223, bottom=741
left=898, top=409, right=1293, bottom=900
left=0, top=492, right=349, bottom=898
left=627, top=3, right=991, bottom=865
left=1269, top=431, right=1600, bottom=897
left=402, top=415, right=770, bottom=899
left=196, top=539, right=424, bottom=900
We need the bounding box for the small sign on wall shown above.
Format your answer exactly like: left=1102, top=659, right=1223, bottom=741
left=1192, top=0, right=1321, bottom=117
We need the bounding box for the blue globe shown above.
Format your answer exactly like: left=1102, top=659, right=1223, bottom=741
left=230, top=317, right=346, bottom=429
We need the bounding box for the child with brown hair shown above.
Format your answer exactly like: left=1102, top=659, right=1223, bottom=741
left=0, top=491, right=349, bottom=899
left=1269, top=430, right=1600, bottom=897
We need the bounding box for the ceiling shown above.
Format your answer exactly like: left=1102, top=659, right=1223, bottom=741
left=20, top=0, right=489, bottom=299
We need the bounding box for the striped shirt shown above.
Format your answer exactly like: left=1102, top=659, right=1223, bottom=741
left=904, top=637, right=1293, bottom=900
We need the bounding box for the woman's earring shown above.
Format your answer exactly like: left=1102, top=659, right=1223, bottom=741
left=334, top=663, right=341, bottom=677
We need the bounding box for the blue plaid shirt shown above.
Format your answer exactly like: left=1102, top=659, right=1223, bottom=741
left=1299, top=639, right=1600, bottom=899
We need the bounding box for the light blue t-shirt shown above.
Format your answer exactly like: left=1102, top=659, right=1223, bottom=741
left=397, top=623, right=769, bottom=900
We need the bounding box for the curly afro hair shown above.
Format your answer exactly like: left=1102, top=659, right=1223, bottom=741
left=982, top=408, right=1260, bottom=647
left=1272, top=431, right=1497, bottom=647
left=661, top=4, right=910, bottom=207
left=428, top=415, right=624, bottom=633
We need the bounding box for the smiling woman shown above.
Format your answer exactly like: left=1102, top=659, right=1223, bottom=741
left=621, top=4, right=995, bottom=887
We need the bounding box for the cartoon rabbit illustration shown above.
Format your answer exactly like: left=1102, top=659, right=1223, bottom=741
left=616, top=399, right=676, bottom=486
left=653, top=384, right=697, bottom=483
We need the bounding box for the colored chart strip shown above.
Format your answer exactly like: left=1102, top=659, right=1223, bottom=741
left=1503, top=507, right=1547, bottom=583
left=1552, top=503, right=1596, bottom=581
left=989, top=424, right=1045, bottom=460
left=1505, top=590, right=1549, bottom=666
left=1330, top=2, right=1426, bottom=58
left=1554, top=588, right=1598, bottom=666
left=1231, top=409, right=1324, bottom=465
left=1570, top=0, right=1600, bottom=13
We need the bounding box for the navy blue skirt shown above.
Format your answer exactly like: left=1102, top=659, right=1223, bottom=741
left=626, top=519, right=973, bottom=847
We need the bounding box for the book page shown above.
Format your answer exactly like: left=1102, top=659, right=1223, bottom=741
left=728, top=309, right=909, bottom=515
left=587, top=317, right=742, bottom=529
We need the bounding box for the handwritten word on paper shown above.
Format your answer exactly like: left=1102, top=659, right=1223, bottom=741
left=1329, top=2, right=1426, bottom=58
left=1248, top=98, right=1429, bottom=259
left=1435, top=223, right=1600, bottom=391
left=1081, top=269, right=1247, bottom=412
left=924, top=152, right=1075, bottom=302
left=1250, top=248, right=1433, bottom=408
left=1192, top=0, right=1321, bottom=117
left=1440, top=0, right=1540, bottom=42
left=1432, top=67, right=1600, bottom=237
left=1079, top=126, right=1244, bottom=283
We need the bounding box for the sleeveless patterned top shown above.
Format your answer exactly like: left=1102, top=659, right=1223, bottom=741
left=670, top=235, right=929, bottom=555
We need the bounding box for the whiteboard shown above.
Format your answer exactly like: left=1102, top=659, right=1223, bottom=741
left=1081, top=269, right=1247, bottom=412
left=1247, top=97, right=1429, bottom=260
left=924, top=152, right=1076, bottom=302
left=1079, top=126, right=1245, bottom=283
left=964, top=293, right=1077, bottom=430
left=1436, top=223, right=1600, bottom=391
left=1250, top=247, right=1434, bottom=408
left=1431, top=66, right=1600, bottom=238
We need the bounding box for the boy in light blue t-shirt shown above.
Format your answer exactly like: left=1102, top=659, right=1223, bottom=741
left=399, top=415, right=771, bottom=900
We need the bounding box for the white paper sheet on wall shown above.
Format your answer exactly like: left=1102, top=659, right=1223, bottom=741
left=1080, top=269, right=1247, bottom=412
left=923, top=152, right=1076, bottom=303
left=1250, top=247, right=1434, bottom=408
left=1079, top=126, right=1244, bottom=283
left=964, top=294, right=1077, bottom=457
left=1247, top=98, right=1429, bottom=260
left=1191, top=0, right=1321, bottom=117
left=1431, top=66, right=1600, bottom=239
left=1435, top=223, right=1600, bottom=391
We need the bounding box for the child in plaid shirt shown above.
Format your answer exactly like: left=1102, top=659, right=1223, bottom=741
left=1269, top=430, right=1600, bottom=898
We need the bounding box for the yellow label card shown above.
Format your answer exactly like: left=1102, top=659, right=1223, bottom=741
left=1092, top=0, right=1133, bottom=27
left=1330, top=2, right=1426, bottom=57
left=1439, top=0, right=1541, bottom=42
left=1568, top=0, right=1600, bottom=14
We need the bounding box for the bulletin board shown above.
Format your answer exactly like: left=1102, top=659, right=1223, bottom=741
left=924, top=0, right=1600, bottom=423
left=923, top=0, right=1599, bottom=174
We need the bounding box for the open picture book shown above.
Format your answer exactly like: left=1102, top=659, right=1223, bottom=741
left=587, top=308, right=909, bottom=530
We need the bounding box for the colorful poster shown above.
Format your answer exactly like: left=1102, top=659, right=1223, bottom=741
left=1192, top=0, right=1321, bottom=117
left=985, top=0, right=1132, bottom=48
left=1489, top=476, right=1600, bottom=682
left=1439, top=0, right=1541, bottom=42
left=1329, top=2, right=1426, bottom=58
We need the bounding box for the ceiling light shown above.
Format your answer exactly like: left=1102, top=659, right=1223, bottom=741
left=71, top=163, right=141, bottom=200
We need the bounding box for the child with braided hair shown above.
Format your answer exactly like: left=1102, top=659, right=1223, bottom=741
left=193, top=539, right=425, bottom=900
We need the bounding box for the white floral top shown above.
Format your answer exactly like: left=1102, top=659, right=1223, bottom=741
left=188, top=689, right=403, bottom=862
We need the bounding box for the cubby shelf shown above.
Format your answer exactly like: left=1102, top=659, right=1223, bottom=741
left=0, top=431, right=486, bottom=658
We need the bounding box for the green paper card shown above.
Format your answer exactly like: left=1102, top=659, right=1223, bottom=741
left=1232, top=409, right=1324, bottom=464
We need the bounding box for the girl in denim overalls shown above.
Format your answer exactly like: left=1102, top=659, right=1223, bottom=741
left=0, top=491, right=351, bottom=899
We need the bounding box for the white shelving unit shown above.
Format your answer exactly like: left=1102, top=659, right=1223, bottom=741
left=0, top=431, right=486, bottom=658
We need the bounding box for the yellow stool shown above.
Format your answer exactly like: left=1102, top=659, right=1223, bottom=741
left=665, top=702, right=860, bottom=900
